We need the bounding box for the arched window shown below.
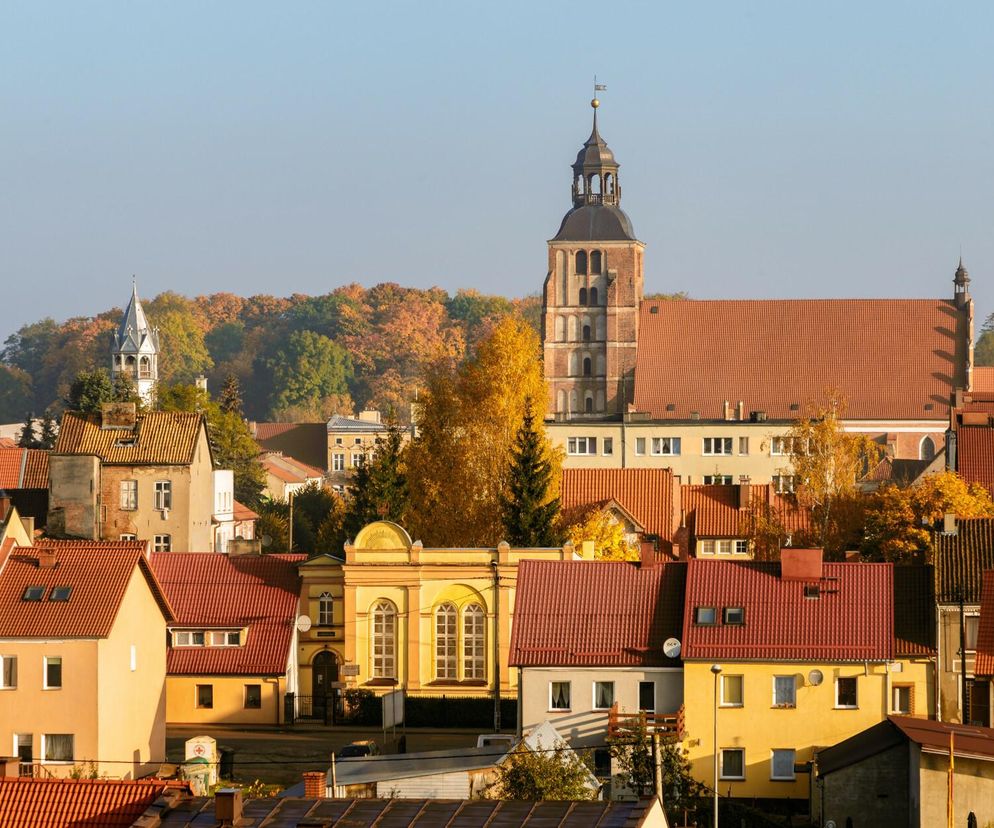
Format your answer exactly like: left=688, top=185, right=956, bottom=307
left=583, top=357, right=592, bottom=377
left=576, top=175, right=584, bottom=195
left=318, top=592, right=334, bottom=626
left=590, top=251, right=602, bottom=274
left=589, top=286, right=599, bottom=305
left=605, top=174, right=614, bottom=195
left=920, top=436, right=936, bottom=462
left=463, top=604, right=486, bottom=680
left=435, top=603, right=457, bottom=680
left=569, top=353, right=579, bottom=376
left=576, top=251, right=588, bottom=275
left=582, top=324, right=591, bottom=341
left=569, top=390, right=578, bottom=413
left=584, top=394, right=594, bottom=413
left=590, top=174, right=601, bottom=194
left=371, top=601, right=396, bottom=678
left=555, top=316, right=565, bottom=341
left=557, top=390, right=566, bottom=412
left=578, top=287, right=587, bottom=306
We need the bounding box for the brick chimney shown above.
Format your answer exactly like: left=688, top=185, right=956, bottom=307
left=36, top=548, right=57, bottom=569
left=780, top=548, right=823, bottom=581
left=640, top=538, right=658, bottom=568
left=100, top=402, right=137, bottom=430
left=214, top=788, right=243, bottom=826
left=737, top=479, right=752, bottom=510
left=303, top=771, right=326, bottom=799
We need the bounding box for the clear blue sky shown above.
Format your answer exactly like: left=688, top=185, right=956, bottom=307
left=3, top=2, right=993, bottom=343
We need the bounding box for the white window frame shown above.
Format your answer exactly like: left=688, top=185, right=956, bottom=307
left=635, top=437, right=646, bottom=456
left=463, top=603, right=486, bottom=681
left=332, top=453, right=345, bottom=472
left=770, top=748, right=796, bottom=781
left=738, top=436, right=749, bottom=455
left=173, top=630, right=206, bottom=647
left=773, top=474, right=798, bottom=494
left=651, top=436, right=681, bottom=456
left=0, top=655, right=17, bottom=689
left=835, top=676, right=858, bottom=709
left=592, top=680, right=615, bottom=710
left=41, top=733, right=74, bottom=764
left=723, top=606, right=745, bottom=626
left=371, top=600, right=397, bottom=679
left=208, top=630, right=241, bottom=647
left=434, top=602, right=458, bottom=680
left=734, top=539, right=749, bottom=555
left=695, top=606, right=717, bottom=626
left=720, top=748, right=745, bottom=780
left=966, top=615, right=980, bottom=651
left=130, top=645, right=137, bottom=672
left=703, top=437, right=733, bottom=456
left=602, top=437, right=614, bottom=456
left=891, top=684, right=912, bottom=714
left=772, top=675, right=796, bottom=708
left=119, top=479, right=138, bottom=511
left=567, top=436, right=597, bottom=456
left=153, top=534, right=171, bottom=553
left=153, top=480, right=172, bottom=511
left=119, top=533, right=137, bottom=541
left=318, top=592, right=334, bottom=626
left=720, top=674, right=743, bottom=707
left=703, top=475, right=733, bottom=485
left=43, top=656, right=62, bottom=690
left=549, top=681, right=571, bottom=711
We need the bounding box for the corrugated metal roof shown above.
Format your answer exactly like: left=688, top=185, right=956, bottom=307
left=933, top=518, right=994, bottom=603
left=55, top=411, right=205, bottom=466
left=560, top=468, right=674, bottom=541
left=633, top=298, right=967, bottom=420
left=327, top=415, right=387, bottom=433
left=151, top=553, right=304, bottom=676
left=681, top=558, right=893, bottom=662
left=0, top=777, right=177, bottom=828
left=510, top=560, right=686, bottom=667
left=977, top=571, right=994, bottom=677
left=0, top=541, right=173, bottom=637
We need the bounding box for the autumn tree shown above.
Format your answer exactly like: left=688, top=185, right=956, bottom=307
left=64, top=370, right=114, bottom=413
left=266, top=331, right=353, bottom=415
left=145, top=292, right=213, bottom=384
left=486, top=740, right=595, bottom=801
left=343, top=420, right=409, bottom=541
left=289, top=482, right=341, bottom=554
left=405, top=318, right=557, bottom=546
left=255, top=500, right=289, bottom=553
left=501, top=403, right=560, bottom=546
left=975, top=314, right=994, bottom=367
left=561, top=507, right=640, bottom=561
left=218, top=374, right=243, bottom=415
left=0, top=365, right=33, bottom=423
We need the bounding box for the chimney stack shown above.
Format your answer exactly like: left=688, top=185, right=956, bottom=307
left=100, top=402, right=137, bottom=430
left=214, top=788, right=243, bottom=826
left=303, top=771, right=326, bottom=799
left=780, top=548, right=823, bottom=581
left=640, top=538, right=658, bottom=567
left=37, top=548, right=57, bottom=569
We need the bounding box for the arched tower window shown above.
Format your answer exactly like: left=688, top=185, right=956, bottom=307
left=590, top=251, right=602, bottom=274
left=582, top=324, right=591, bottom=342
left=578, top=287, right=587, bottom=306
left=576, top=251, right=588, bottom=275
left=584, top=394, right=594, bottom=413
left=605, top=174, right=614, bottom=195
left=435, top=603, right=457, bottom=680
left=555, top=316, right=565, bottom=341
left=583, top=357, right=592, bottom=377
left=463, top=604, right=486, bottom=680
left=371, top=600, right=396, bottom=679
left=557, top=390, right=566, bottom=412
left=920, top=436, right=936, bottom=462
left=589, top=174, right=601, bottom=194
left=589, top=286, right=599, bottom=306
left=318, top=592, right=334, bottom=626
left=569, top=353, right=579, bottom=376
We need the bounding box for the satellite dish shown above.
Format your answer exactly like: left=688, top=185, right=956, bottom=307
left=296, top=615, right=312, bottom=633
left=663, top=638, right=681, bottom=659
left=825, top=821, right=836, bottom=828
left=808, top=669, right=824, bottom=686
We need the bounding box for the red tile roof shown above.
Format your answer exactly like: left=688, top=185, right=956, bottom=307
left=233, top=500, right=260, bottom=521
left=510, top=560, right=686, bottom=667
left=0, top=542, right=174, bottom=637
left=681, top=484, right=811, bottom=541
left=151, top=553, right=304, bottom=676
left=0, top=437, right=17, bottom=448
left=681, top=558, right=894, bottom=662
left=0, top=448, right=48, bottom=489
left=56, top=411, right=206, bottom=466
left=560, top=468, right=675, bottom=541
left=263, top=455, right=326, bottom=484
left=0, top=777, right=180, bottom=828
left=976, top=571, right=994, bottom=676
left=974, top=367, right=994, bottom=393
left=633, top=298, right=967, bottom=420
left=253, top=422, right=328, bottom=470
left=956, top=426, right=994, bottom=494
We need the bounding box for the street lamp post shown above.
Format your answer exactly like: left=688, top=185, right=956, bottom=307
left=711, top=664, right=722, bottom=828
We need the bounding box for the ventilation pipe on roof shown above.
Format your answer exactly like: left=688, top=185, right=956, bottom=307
left=737, top=401, right=744, bottom=421
left=722, top=400, right=730, bottom=420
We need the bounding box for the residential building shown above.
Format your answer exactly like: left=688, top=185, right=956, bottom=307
left=151, top=552, right=304, bottom=725
left=680, top=550, right=932, bottom=806
left=49, top=403, right=216, bottom=552
left=251, top=421, right=329, bottom=471
left=261, top=452, right=326, bottom=500
left=816, top=716, right=994, bottom=828
left=333, top=520, right=587, bottom=702
left=946, top=388, right=994, bottom=495
left=0, top=445, right=48, bottom=528
left=542, top=102, right=972, bottom=476
left=111, top=282, right=159, bottom=406
left=295, top=551, right=346, bottom=721
left=970, top=570, right=994, bottom=723
left=326, top=411, right=399, bottom=490
left=932, top=517, right=994, bottom=725
left=511, top=559, right=686, bottom=778
left=0, top=539, right=173, bottom=779
left=0, top=499, right=35, bottom=549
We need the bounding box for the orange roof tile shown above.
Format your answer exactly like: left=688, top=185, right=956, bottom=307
left=682, top=484, right=812, bottom=541
left=560, top=468, right=674, bottom=541
left=974, top=367, right=994, bottom=393
left=0, top=541, right=174, bottom=637
left=55, top=411, right=205, bottom=466
left=0, top=437, right=17, bottom=448
left=0, top=777, right=178, bottom=828
left=634, top=298, right=968, bottom=420
left=0, top=448, right=46, bottom=489
left=957, top=426, right=994, bottom=494
left=233, top=500, right=260, bottom=521
left=976, top=571, right=994, bottom=676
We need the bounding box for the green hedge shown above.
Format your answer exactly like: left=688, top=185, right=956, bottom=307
left=340, top=690, right=516, bottom=729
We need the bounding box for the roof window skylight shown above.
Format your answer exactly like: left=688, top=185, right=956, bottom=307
left=22, top=586, right=44, bottom=601
left=49, top=586, right=72, bottom=602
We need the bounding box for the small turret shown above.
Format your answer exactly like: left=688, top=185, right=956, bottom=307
left=954, top=257, right=971, bottom=309
left=111, top=280, right=159, bottom=405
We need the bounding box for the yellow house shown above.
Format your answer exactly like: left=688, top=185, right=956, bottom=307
left=150, top=552, right=304, bottom=725
left=680, top=551, right=934, bottom=810
left=0, top=539, right=173, bottom=779
left=295, top=552, right=346, bottom=720
left=321, top=521, right=584, bottom=704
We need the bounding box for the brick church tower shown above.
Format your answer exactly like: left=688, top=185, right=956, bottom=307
left=542, top=97, right=643, bottom=420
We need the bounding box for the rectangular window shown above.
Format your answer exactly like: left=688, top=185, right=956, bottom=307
left=208, top=631, right=240, bottom=647
left=835, top=676, right=858, bottom=709
left=720, top=748, right=745, bottom=780
left=333, top=453, right=345, bottom=472
left=720, top=675, right=743, bottom=707
left=602, top=437, right=613, bottom=455
left=119, top=533, right=137, bottom=541
left=699, top=540, right=715, bottom=556
left=703, top=437, right=733, bottom=456
left=550, top=681, right=571, bottom=710
left=173, top=631, right=206, bottom=647
left=593, top=681, right=615, bottom=710
left=244, top=684, right=262, bottom=709
left=771, top=748, right=796, bottom=781
left=892, top=684, right=913, bottom=715
left=43, top=657, right=62, bottom=689
left=154, top=534, right=171, bottom=552
left=694, top=606, right=717, bottom=625
left=196, top=684, right=214, bottom=709
left=567, top=437, right=597, bottom=455
left=639, top=681, right=655, bottom=712
left=703, top=475, right=733, bottom=485
left=773, top=675, right=796, bottom=707
left=723, top=607, right=745, bottom=626
left=119, top=479, right=138, bottom=510
left=966, top=616, right=980, bottom=651
left=153, top=480, right=172, bottom=511
left=738, top=436, right=749, bottom=455
left=773, top=474, right=798, bottom=494
left=43, top=734, right=73, bottom=763
left=0, top=655, right=17, bottom=689
left=593, top=748, right=611, bottom=778
left=635, top=437, right=646, bottom=456
left=651, top=437, right=681, bottom=455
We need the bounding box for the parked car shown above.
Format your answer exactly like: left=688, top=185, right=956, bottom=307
left=337, top=739, right=380, bottom=758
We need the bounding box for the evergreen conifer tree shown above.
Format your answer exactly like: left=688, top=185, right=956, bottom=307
left=500, top=401, right=560, bottom=546
left=219, top=374, right=243, bottom=415
left=17, top=412, right=37, bottom=448
left=39, top=410, right=58, bottom=449
left=343, top=418, right=409, bottom=540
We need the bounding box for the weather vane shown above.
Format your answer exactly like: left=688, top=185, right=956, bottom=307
left=592, top=76, right=607, bottom=108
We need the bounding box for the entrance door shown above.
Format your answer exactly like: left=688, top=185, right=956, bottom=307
left=639, top=681, right=656, bottom=712
left=312, top=651, right=339, bottom=722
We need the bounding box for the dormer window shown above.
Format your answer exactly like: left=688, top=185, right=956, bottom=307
left=208, top=631, right=241, bottom=647
left=22, top=586, right=44, bottom=602
left=173, top=631, right=205, bottom=647
left=694, top=607, right=717, bottom=626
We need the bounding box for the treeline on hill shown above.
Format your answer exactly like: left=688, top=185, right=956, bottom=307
left=0, top=284, right=541, bottom=424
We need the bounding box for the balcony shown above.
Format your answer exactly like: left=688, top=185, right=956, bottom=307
left=607, top=702, right=684, bottom=741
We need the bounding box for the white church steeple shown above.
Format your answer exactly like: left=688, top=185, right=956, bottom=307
left=112, top=280, right=159, bottom=405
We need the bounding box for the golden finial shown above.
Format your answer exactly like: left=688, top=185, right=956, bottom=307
left=591, top=97, right=600, bottom=109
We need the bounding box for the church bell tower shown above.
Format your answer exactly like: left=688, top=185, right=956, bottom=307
left=542, top=96, right=644, bottom=420
left=112, top=281, right=160, bottom=406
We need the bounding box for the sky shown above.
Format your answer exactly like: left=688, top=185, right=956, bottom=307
left=2, top=2, right=993, bottom=343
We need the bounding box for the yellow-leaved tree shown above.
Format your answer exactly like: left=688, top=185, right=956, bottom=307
left=561, top=507, right=640, bottom=561
left=404, top=318, right=561, bottom=546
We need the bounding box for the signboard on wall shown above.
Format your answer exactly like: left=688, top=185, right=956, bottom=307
left=341, top=664, right=360, bottom=676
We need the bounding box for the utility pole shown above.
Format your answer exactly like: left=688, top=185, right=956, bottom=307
left=652, top=733, right=662, bottom=802
left=288, top=490, right=295, bottom=552
left=959, top=588, right=969, bottom=723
